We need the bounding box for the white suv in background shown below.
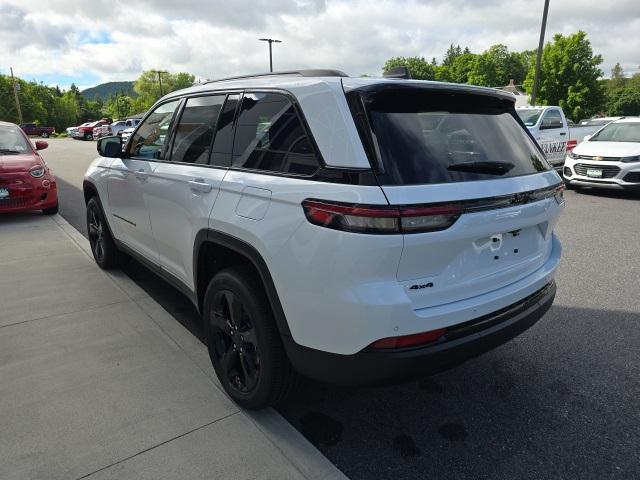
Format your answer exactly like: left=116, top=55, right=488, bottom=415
left=83, top=70, right=564, bottom=409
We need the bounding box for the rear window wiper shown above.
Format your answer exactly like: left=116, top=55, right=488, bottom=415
left=447, top=161, right=515, bottom=175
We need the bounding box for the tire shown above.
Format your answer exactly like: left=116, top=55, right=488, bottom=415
left=86, top=197, right=126, bottom=269
left=42, top=201, right=59, bottom=215
left=84, top=132, right=93, bottom=141
left=41, top=132, right=49, bottom=138
left=203, top=266, right=295, bottom=409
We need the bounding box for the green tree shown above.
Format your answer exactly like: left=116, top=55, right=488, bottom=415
left=104, top=93, right=134, bottom=119
left=134, top=70, right=196, bottom=109
left=442, top=44, right=463, bottom=67
left=523, top=31, right=605, bottom=120
left=609, top=62, right=626, bottom=90
left=467, top=44, right=529, bottom=87
left=606, top=88, right=640, bottom=116
left=383, top=57, right=435, bottom=80
left=448, top=52, right=478, bottom=84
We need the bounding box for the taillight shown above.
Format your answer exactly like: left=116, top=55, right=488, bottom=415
left=566, top=139, right=578, bottom=152
left=368, top=328, right=446, bottom=349
left=301, top=200, right=462, bottom=234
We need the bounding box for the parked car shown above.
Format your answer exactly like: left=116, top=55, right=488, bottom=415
left=20, top=123, right=56, bottom=138
left=71, top=120, right=109, bottom=141
left=93, top=120, right=128, bottom=140
left=119, top=126, right=134, bottom=145
left=564, top=117, right=640, bottom=190
left=84, top=70, right=564, bottom=409
left=578, top=116, right=623, bottom=129
left=0, top=121, right=58, bottom=214
left=516, top=106, right=612, bottom=171
left=117, top=118, right=143, bottom=145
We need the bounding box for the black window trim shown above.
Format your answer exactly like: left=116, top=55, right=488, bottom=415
left=125, top=87, right=377, bottom=185
left=166, top=92, right=229, bottom=167
left=229, top=89, right=325, bottom=178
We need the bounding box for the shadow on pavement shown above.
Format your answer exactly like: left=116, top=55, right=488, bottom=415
left=277, top=304, right=640, bottom=480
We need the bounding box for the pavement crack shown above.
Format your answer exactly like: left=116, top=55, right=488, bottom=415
left=74, top=411, right=239, bottom=480
left=0, top=299, right=131, bottom=330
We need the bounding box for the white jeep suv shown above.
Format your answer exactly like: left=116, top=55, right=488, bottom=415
left=83, top=70, right=564, bottom=409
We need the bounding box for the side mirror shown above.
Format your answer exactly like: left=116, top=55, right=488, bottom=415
left=35, top=140, right=48, bottom=151
left=97, top=135, right=123, bottom=158
left=583, top=134, right=592, bottom=142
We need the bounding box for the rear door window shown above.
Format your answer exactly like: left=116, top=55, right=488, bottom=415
left=170, top=95, right=225, bottom=165
left=232, top=92, right=320, bottom=175
left=359, top=89, right=549, bottom=185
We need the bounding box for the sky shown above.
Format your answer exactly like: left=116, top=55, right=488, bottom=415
left=1, top=0, right=639, bottom=91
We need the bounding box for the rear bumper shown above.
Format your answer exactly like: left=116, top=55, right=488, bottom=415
left=283, top=281, right=556, bottom=386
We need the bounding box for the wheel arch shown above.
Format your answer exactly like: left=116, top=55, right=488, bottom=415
left=194, top=229, right=292, bottom=338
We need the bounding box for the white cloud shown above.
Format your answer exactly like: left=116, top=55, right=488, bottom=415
left=1, top=0, right=639, bottom=88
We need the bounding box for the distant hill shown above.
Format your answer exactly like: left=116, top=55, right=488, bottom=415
left=81, top=81, right=136, bottom=100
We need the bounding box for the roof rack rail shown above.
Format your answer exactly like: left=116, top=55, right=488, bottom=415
left=204, top=69, right=349, bottom=84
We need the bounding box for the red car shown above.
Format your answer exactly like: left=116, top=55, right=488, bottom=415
left=0, top=121, right=58, bottom=215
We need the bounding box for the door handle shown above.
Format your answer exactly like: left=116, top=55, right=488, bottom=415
left=559, top=132, right=566, bottom=136
left=134, top=169, right=148, bottom=182
left=189, top=178, right=212, bottom=193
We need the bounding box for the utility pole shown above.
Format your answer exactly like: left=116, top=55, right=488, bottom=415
left=258, top=38, right=282, bottom=72
left=151, top=70, right=169, bottom=97
left=531, top=0, right=550, bottom=106
left=10, top=67, right=23, bottom=124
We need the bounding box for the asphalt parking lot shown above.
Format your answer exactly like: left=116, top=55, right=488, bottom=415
left=42, top=138, right=640, bottom=479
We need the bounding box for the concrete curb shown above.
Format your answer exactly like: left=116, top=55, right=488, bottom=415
left=50, top=214, right=347, bottom=480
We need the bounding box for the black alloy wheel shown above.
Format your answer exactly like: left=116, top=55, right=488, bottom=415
left=87, top=202, right=105, bottom=264
left=210, top=290, right=261, bottom=394
left=85, top=197, right=126, bottom=269
left=204, top=267, right=295, bottom=409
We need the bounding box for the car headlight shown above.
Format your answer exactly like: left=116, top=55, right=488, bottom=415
left=567, top=151, right=579, bottom=159
left=30, top=166, right=45, bottom=178
left=621, top=155, right=640, bottom=163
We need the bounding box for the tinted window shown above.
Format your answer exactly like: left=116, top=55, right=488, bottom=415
left=210, top=94, right=240, bottom=167
left=170, top=95, right=225, bottom=164
left=232, top=92, right=320, bottom=175
left=362, top=89, right=549, bottom=185
left=128, top=100, right=180, bottom=159
left=541, top=110, right=562, bottom=128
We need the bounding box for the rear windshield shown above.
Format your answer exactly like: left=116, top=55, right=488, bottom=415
left=589, top=122, right=640, bottom=142
left=360, top=89, right=549, bottom=185
left=516, top=109, right=543, bottom=127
